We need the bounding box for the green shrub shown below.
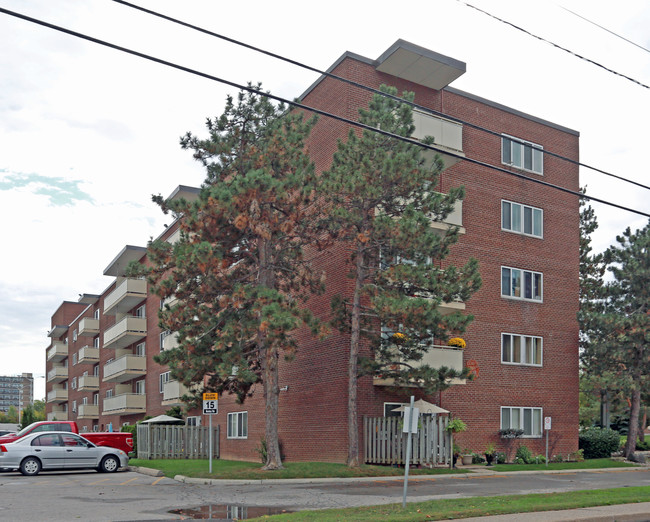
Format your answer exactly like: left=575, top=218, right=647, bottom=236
left=471, top=452, right=485, bottom=464
left=495, top=451, right=506, bottom=464
left=636, top=439, right=650, bottom=451
left=579, top=427, right=620, bottom=459
left=515, top=445, right=533, bottom=464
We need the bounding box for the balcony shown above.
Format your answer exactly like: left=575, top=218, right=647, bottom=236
left=78, top=345, right=100, bottom=364
left=161, top=331, right=179, bottom=351
left=47, top=409, right=68, bottom=421
left=161, top=380, right=188, bottom=407
left=430, top=198, right=465, bottom=235
left=412, top=110, right=464, bottom=170
left=104, top=278, right=147, bottom=316
left=47, top=366, right=68, bottom=383
left=46, top=388, right=68, bottom=403
left=103, top=316, right=147, bottom=350
left=373, top=345, right=465, bottom=387
left=77, top=404, right=99, bottom=420
left=103, top=393, right=146, bottom=414
left=78, top=317, right=100, bottom=337
left=78, top=375, right=99, bottom=391
left=47, top=342, right=68, bottom=362
left=103, top=355, right=146, bottom=383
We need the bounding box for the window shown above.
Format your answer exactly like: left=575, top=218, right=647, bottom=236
left=501, top=267, right=543, bottom=301
left=71, top=377, right=77, bottom=390
left=135, top=305, right=146, bottom=318
left=94, top=309, right=100, bottom=320
left=160, top=330, right=170, bottom=351
left=502, top=135, right=543, bottom=174
left=82, top=396, right=88, bottom=405
left=501, top=200, right=543, bottom=238
left=72, top=352, right=78, bottom=366
left=93, top=364, right=99, bottom=377
left=227, top=411, right=248, bottom=439
left=159, top=372, right=171, bottom=393
left=384, top=403, right=405, bottom=417
left=186, top=416, right=201, bottom=427
left=501, top=406, right=542, bottom=437
left=72, top=400, right=77, bottom=413
left=93, top=337, right=100, bottom=349
left=73, top=329, right=78, bottom=342
left=93, top=393, right=99, bottom=405
left=135, top=379, right=146, bottom=395
left=136, top=342, right=146, bottom=357
left=502, top=333, right=543, bottom=366
left=92, top=424, right=99, bottom=432
left=106, top=389, right=114, bottom=398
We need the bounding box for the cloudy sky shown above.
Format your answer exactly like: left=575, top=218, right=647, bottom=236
left=1, top=0, right=648, bottom=400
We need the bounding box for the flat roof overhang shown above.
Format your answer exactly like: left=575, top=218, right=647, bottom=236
left=103, top=245, right=147, bottom=277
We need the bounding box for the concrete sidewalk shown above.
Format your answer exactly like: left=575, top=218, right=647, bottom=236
left=459, top=502, right=650, bottom=521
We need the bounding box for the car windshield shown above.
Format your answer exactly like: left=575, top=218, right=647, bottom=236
left=14, top=425, right=35, bottom=437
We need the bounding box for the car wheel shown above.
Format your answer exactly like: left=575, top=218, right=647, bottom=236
left=99, top=455, right=119, bottom=473
left=20, top=457, right=41, bottom=476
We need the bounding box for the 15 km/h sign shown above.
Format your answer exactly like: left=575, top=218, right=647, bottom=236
left=202, top=392, right=218, bottom=415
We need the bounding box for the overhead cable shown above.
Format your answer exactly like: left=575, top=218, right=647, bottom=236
left=111, top=0, right=650, bottom=192
left=1, top=6, right=648, bottom=219
left=458, top=1, right=649, bottom=90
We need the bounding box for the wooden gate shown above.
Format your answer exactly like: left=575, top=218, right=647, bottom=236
left=364, top=415, right=450, bottom=466
left=137, top=424, right=219, bottom=460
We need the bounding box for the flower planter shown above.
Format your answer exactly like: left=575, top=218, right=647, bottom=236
left=461, top=454, right=473, bottom=465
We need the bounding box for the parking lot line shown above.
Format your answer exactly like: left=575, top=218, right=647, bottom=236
left=87, top=477, right=113, bottom=485
left=151, top=476, right=166, bottom=485
left=119, top=476, right=141, bottom=486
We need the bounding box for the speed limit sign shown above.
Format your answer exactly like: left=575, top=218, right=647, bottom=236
left=202, top=392, right=218, bottom=415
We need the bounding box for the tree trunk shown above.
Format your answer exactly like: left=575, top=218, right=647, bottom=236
left=600, top=389, right=610, bottom=429
left=640, top=409, right=647, bottom=443
left=347, top=243, right=365, bottom=468
left=258, top=238, right=283, bottom=470
left=624, top=387, right=641, bottom=460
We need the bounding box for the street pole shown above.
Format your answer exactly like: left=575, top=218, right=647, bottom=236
left=209, top=414, right=213, bottom=474
left=402, top=395, right=415, bottom=509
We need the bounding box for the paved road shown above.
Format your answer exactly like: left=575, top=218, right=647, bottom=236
left=1, top=467, right=650, bottom=520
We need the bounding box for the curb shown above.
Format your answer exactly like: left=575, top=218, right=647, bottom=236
left=129, top=465, right=164, bottom=477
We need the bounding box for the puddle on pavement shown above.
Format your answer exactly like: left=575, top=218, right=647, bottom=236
left=168, top=504, right=294, bottom=520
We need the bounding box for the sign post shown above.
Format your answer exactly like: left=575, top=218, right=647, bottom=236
left=402, top=395, right=419, bottom=509
left=544, top=416, right=552, bottom=467
left=203, top=393, right=219, bottom=473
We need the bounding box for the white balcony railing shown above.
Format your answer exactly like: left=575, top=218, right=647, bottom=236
left=47, top=342, right=68, bottom=362
left=77, top=404, right=99, bottom=419
left=78, top=345, right=100, bottom=364
left=103, top=355, right=146, bottom=383
left=103, top=316, right=147, bottom=349
left=78, top=375, right=99, bottom=391
left=103, top=393, right=146, bottom=414
left=104, top=278, right=147, bottom=316
left=46, top=388, right=68, bottom=403
left=78, top=317, right=100, bottom=337
left=46, top=366, right=68, bottom=383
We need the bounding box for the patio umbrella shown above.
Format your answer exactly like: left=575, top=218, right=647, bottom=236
left=393, top=399, right=450, bottom=414
left=140, top=415, right=185, bottom=424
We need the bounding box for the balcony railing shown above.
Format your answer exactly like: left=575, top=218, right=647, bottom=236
left=103, top=316, right=147, bottom=350
left=77, top=404, right=99, bottom=419
left=78, top=317, right=100, bottom=337
left=78, top=375, right=99, bottom=391
left=103, top=393, right=146, bottom=414
left=104, top=278, right=147, bottom=316
left=46, top=388, right=68, bottom=403
left=78, top=345, right=100, bottom=364
left=161, top=331, right=179, bottom=351
left=47, top=410, right=68, bottom=421
left=412, top=110, right=464, bottom=170
left=47, top=342, right=68, bottom=362
left=373, top=345, right=465, bottom=387
left=103, top=355, right=146, bottom=383
left=46, top=366, right=68, bottom=383
left=162, top=380, right=188, bottom=406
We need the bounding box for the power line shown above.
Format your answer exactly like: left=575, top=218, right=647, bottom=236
left=1, top=6, right=648, bottom=220
left=111, top=0, right=650, bottom=193
left=458, top=1, right=649, bottom=90
left=558, top=4, right=650, bottom=54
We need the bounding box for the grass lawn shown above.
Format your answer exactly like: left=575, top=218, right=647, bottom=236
left=129, top=457, right=634, bottom=480
left=248, top=486, right=650, bottom=521
left=128, top=459, right=462, bottom=479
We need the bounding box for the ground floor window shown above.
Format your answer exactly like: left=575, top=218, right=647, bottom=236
left=384, top=403, right=405, bottom=417
left=227, top=411, right=248, bottom=439
left=501, top=406, right=542, bottom=437
left=186, top=416, right=201, bottom=427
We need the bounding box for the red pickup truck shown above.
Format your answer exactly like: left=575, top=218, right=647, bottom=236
left=0, top=421, right=133, bottom=454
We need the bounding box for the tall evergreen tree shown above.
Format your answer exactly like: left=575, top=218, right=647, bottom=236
left=582, top=219, right=649, bottom=458
left=320, top=85, right=481, bottom=467
left=139, top=85, right=323, bottom=470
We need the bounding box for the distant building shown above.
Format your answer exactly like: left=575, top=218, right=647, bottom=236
left=0, top=373, right=34, bottom=413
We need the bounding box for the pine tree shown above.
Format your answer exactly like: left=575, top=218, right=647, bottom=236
left=140, top=85, right=324, bottom=470
left=582, top=218, right=649, bottom=458
left=320, top=85, right=481, bottom=467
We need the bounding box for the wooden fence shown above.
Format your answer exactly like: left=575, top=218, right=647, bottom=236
left=137, top=424, right=220, bottom=460
left=364, top=415, right=451, bottom=466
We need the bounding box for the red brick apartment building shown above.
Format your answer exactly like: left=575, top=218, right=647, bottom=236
left=46, top=40, right=579, bottom=461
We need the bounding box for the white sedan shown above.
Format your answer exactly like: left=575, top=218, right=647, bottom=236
left=0, top=431, right=129, bottom=476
